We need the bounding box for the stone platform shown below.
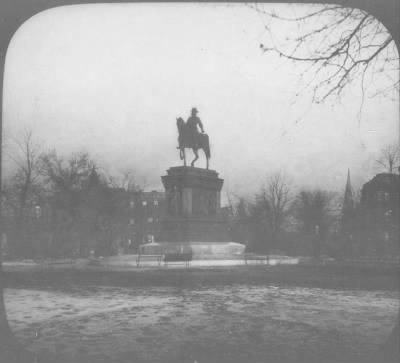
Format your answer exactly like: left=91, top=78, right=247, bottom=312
left=159, top=166, right=229, bottom=242
left=139, top=241, right=245, bottom=258
left=146, top=166, right=245, bottom=258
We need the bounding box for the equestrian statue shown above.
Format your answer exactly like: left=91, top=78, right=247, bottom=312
left=176, top=107, right=211, bottom=169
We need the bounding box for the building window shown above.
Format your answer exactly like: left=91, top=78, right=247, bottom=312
left=129, top=218, right=135, bottom=225
left=142, top=201, right=147, bottom=206
left=154, top=200, right=159, bottom=206
left=147, top=217, right=154, bottom=223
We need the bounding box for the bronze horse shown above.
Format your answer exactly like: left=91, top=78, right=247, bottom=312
left=176, top=117, right=211, bottom=169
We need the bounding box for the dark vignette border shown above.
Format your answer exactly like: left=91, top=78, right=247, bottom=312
left=0, top=0, right=398, bottom=362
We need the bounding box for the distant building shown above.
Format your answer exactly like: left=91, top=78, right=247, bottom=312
left=358, top=173, right=399, bottom=256
left=47, top=186, right=166, bottom=256
left=127, top=190, right=166, bottom=249
left=0, top=164, right=166, bottom=257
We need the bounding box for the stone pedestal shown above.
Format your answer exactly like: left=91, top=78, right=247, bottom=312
left=140, top=166, right=245, bottom=258
left=160, top=166, right=229, bottom=242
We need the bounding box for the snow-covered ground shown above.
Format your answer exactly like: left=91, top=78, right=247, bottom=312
left=98, top=254, right=300, bottom=268
left=2, top=255, right=301, bottom=271
left=4, top=285, right=399, bottom=362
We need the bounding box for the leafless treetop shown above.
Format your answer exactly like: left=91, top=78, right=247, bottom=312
left=252, top=4, right=399, bottom=104
left=376, top=144, right=400, bottom=173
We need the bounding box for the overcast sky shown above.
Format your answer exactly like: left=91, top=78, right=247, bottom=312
left=2, top=3, right=399, bottom=199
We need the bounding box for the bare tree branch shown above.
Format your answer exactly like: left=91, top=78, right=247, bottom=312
left=376, top=144, right=400, bottom=173
left=260, top=173, right=292, bottom=238
left=254, top=4, right=399, bottom=104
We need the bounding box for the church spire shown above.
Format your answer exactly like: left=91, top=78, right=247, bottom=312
left=343, top=169, right=353, bottom=211
left=341, top=169, right=355, bottom=235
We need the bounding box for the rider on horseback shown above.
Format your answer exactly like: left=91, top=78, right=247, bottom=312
left=176, top=108, right=210, bottom=169
left=186, top=107, right=204, bottom=149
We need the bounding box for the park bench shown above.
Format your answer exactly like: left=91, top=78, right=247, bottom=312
left=136, top=254, right=163, bottom=267
left=243, top=253, right=269, bottom=265
left=164, top=252, right=192, bottom=267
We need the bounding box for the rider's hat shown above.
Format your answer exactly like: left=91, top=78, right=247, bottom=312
left=191, top=107, right=198, bottom=114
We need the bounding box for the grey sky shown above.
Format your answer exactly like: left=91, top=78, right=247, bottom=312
left=2, top=3, right=398, bottom=198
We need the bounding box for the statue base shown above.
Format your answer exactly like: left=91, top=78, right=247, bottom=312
left=148, top=166, right=246, bottom=258
left=159, top=166, right=229, bottom=242
left=139, top=241, right=245, bottom=259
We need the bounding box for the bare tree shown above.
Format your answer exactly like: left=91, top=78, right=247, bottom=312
left=40, top=150, right=101, bottom=257
left=252, top=4, right=399, bottom=104
left=264, top=173, right=291, bottom=237
left=40, top=150, right=95, bottom=196
left=3, top=130, right=45, bottom=257
left=223, top=191, right=250, bottom=244
left=294, top=188, right=335, bottom=257
left=7, top=130, right=44, bottom=215
left=106, top=168, right=142, bottom=191
left=375, top=144, right=400, bottom=173
left=295, top=189, right=334, bottom=230
left=248, top=195, right=270, bottom=253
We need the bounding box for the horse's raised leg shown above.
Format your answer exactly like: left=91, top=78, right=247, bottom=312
left=191, top=148, right=199, bottom=167
left=180, top=148, right=186, bottom=166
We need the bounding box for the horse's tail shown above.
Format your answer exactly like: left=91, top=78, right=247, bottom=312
left=202, top=134, right=211, bottom=160
left=176, top=117, right=185, bottom=148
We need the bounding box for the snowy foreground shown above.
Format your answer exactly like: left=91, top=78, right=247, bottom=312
left=2, top=254, right=301, bottom=271
left=4, top=284, right=399, bottom=362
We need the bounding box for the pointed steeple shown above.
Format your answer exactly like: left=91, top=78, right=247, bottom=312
left=341, top=169, right=355, bottom=236
left=343, top=169, right=353, bottom=211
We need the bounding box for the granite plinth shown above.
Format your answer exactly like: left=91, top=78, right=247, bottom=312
left=139, top=241, right=245, bottom=258
left=160, top=217, right=228, bottom=242
left=154, top=166, right=245, bottom=257
left=162, top=167, right=224, bottom=191
left=159, top=166, right=229, bottom=243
